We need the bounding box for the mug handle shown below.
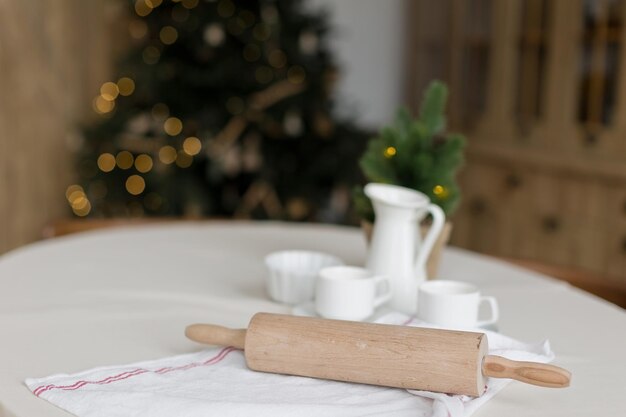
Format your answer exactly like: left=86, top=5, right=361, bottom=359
left=476, top=296, right=499, bottom=327
left=373, top=276, right=392, bottom=308
left=414, top=203, right=445, bottom=278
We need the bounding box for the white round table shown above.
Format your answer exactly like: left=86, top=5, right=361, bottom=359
left=1, top=222, right=624, bottom=416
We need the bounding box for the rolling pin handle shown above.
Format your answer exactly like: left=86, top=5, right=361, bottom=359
left=483, top=355, right=571, bottom=388
left=185, top=324, right=246, bottom=349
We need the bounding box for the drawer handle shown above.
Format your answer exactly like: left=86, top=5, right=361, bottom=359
left=469, top=197, right=487, bottom=215
left=505, top=173, right=522, bottom=189
left=541, top=216, right=560, bottom=233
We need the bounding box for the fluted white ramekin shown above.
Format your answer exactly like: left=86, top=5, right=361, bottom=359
left=265, top=250, right=344, bottom=304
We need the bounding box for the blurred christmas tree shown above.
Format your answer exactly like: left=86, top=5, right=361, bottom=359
left=68, top=0, right=368, bottom=222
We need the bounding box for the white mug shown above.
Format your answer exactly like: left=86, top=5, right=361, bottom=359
left=315, top=266, right=392, bottom=321
left=417, top=280, right=499, bottom=328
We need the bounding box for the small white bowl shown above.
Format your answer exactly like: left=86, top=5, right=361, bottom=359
left=265, top=250, right=344, bottom=304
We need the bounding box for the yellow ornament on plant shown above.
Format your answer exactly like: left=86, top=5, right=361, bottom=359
left=433, top=185, right=449, bottom=199
left=383, top=146, right=396, bottom=158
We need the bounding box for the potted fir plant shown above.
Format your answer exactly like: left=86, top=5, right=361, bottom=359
left=353, top=80, right=465, bottom=278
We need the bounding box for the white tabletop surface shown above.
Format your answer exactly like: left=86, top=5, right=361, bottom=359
left=0, top=221, right=625, bottom=416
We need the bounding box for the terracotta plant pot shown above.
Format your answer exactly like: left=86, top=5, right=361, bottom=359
left=360, top=220, right=453, bottom=280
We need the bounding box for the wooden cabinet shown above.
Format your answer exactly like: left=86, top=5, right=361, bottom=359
left=407, top=0, right=626, bottom=281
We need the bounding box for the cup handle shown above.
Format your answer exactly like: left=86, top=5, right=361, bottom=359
left=476, top=296, right=499, bottom=327
left=373, top=276, right=392, bottom=308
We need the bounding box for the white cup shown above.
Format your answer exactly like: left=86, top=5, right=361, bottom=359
left=417, top=280, right=499, bottom=328
left=315, top=266, right=392, bottom=321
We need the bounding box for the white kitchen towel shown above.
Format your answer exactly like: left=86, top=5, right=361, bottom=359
left=25, top=313, right=554, bottom=417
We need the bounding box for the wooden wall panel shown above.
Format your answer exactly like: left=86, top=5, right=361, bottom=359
left=0, top=0, right=123, bottom=254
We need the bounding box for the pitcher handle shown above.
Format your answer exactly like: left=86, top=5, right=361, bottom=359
left=414, top=204, right=445, bottom=278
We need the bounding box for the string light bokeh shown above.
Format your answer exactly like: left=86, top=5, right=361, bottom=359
left=69, top=0, right=369, bottom=222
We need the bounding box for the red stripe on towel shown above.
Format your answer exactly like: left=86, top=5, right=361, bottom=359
left=33, top=368, right=148, bottom=397
left=33, top=346, right=238, bottom=397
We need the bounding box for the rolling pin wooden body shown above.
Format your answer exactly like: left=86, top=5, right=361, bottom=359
left=186, top=313, right=570, bottom=396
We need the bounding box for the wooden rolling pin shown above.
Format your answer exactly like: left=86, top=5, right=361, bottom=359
left=185, top=313, right=570, bottom=396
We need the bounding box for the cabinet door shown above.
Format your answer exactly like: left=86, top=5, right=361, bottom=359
left=453, top=161, right=533, bottom=256
left=527, top=175, right=608, bottom=270
left=558, top=179, right=608, bottom=272
left=605, top=187, right=626, bottom=280
left=455, top=162, right=611, bottom=275
left=407, top=0, right=492, bottom=131
left=452, top=163, right=497, bottom=253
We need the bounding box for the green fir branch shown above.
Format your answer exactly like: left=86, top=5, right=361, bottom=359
left=353, top=80, right=466, bottom=221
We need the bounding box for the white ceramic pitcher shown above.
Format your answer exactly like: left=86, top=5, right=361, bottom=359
left=364, top=183, right=445, bottom=314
